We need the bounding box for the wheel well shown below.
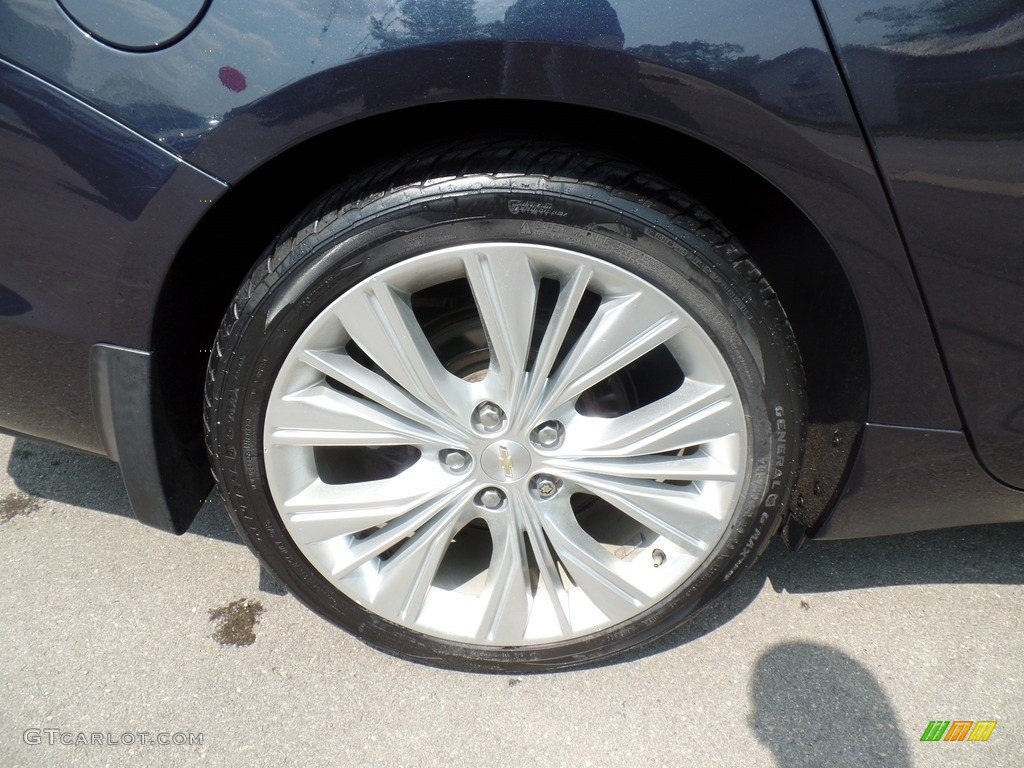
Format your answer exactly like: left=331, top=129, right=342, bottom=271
left=153, top=99, right=868, bottom=533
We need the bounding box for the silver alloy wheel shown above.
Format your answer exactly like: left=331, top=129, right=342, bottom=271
left=263, top=242, right=748, bottom=646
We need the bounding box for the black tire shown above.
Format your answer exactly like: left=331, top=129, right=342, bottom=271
left=205, top=141, right=805, bottom=672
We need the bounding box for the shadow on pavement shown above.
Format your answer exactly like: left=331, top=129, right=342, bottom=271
left=6, top=437, right=238, bottom=542
left=768, top=523, right=1024, bottom=592
left=6, top=438, right=134, bottom=519
left=749, top=642, right=911, bottom=767
left=6, top=437, right=1024, bottom=641
left=622, top=520, right=1024, bottom=666
left=5, top=437, right=287, bottom=595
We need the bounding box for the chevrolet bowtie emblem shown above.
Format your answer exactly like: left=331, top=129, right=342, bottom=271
left=498, top=445, right=514, bottom=480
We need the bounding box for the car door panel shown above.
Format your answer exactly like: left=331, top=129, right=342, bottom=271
left=816, top=0, right=1024, bottom=488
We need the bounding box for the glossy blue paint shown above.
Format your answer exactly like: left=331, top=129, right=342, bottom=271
left=817, top=424, right=1024, bottom=540
left=0, top=57, right=225, bottom=452
left=2, top=0, right=1020, bottom=539
left=7, top=0, right=854, bottom=156
left=817, top=0, right=1024, bottom=488
left=0, top=0, right=959, bottom=431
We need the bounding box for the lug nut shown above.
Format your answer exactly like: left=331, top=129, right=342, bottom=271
left=473, top=402, right=505, bottom=432
left=479, top=488, right=505, bottom=509
left=441, top=450, right=470, bottom=472
left=534, top=475, right=558, bottom=498
left=533, top=421, right=562, bottom=448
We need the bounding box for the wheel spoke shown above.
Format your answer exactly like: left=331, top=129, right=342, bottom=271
left=560, top=380, right=739, bottom=457
left=536, top=292, right=682, bottom=416
left=463, top=249, right=538, bottom=406
left=326, top=483, right=471, bottom=579
left=545, top=452, right=737, bottom=483
left=299, top=349, right=465, bottom=443
left=557, top=471, right=721, bottom=555
left=282, top=460, right=453, bottom=542
left=539, top=499, right=651, bottom=621
left=475, top=511, right=532, bottom=643
left=520, top=264, right=592, bottom=423
left=369, top=498, right=473, bottom=623
left=334, top=280, right=463, bottom=419
left=267, top=384, right=452, bottom=448
left=511, top=487, right=573, bottom=637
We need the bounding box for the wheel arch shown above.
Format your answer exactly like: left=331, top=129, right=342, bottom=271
left=152, top=98, right=868, bottom=535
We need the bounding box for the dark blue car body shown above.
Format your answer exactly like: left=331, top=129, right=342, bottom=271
left=1, top=0, right=1022, bottom=543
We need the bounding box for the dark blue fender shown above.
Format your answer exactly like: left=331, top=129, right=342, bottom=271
left=3, top=0, right=1020, bottom=537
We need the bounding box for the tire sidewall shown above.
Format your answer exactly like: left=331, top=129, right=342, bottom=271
left=208, top=178, right=803, bottom=671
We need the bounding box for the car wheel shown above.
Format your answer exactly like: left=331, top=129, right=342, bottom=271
left=205, top=141, right=805, bottom=671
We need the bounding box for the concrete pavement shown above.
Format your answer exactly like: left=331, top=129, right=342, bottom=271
left=1, top=433, right=1021, bottom=767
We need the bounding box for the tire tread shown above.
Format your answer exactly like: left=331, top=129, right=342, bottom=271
left=203, top=139, right=806, bottom=670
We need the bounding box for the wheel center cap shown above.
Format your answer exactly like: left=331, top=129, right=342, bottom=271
left=481, top=441, right=532, bottom=482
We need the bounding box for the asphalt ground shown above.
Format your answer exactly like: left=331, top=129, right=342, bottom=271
left=1, top=432, right=1021, bottom=767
